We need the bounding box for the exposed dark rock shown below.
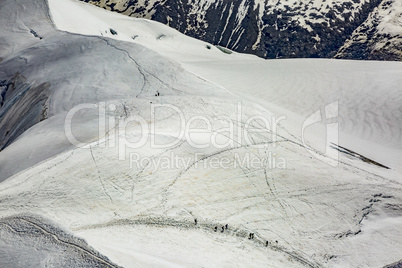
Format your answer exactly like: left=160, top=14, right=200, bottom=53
left=79, top=0, right=401, bottom=60
left=0, top=74, right=50, bottom=151
left=384, top=259, right=402, bottom=268
left=335, top=0, right=402, bottom=61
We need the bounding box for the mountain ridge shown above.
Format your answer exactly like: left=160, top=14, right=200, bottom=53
left=1, top=0, right=402, bottom=267
left=79, top=0, right=402, bottom=60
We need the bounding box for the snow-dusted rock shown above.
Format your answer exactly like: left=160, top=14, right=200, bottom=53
left=0, top=0, right=402, bottom=267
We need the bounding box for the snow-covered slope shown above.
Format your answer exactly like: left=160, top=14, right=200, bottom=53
left=0, top=0, right=230, bottom=180
left=79, top=0, right=402, bottom=60
left=49, top=0, right=402, bottom=171
left=0, top=214, right=119, bottom=267
left=0, top=0, right=402, bottom=267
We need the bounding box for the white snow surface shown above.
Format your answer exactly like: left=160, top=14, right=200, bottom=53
left=49, top=0, right=402, bottom=171
left=0, top=0, right=401, bottom=267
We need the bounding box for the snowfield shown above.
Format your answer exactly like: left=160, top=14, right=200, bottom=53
left=0, top=0, right=401, bottom=267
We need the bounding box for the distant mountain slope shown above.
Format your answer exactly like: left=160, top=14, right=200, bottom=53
left=79, top=0, right=402, bottom=60
left=335, top=0, right=402, bottom=60
left=1, top=0, right=402, bottom=267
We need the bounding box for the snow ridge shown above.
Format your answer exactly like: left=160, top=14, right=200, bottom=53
left=79, top=0, right=402, bottom=60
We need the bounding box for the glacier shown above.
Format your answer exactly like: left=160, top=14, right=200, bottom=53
left=0, top=0, right=401, bottom=267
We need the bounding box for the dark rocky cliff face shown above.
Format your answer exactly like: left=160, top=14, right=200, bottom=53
left=79, top=0, right=402, bottom=61
left=335, top=0, right=402, bottom=61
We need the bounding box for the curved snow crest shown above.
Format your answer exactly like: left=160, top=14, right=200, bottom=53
left=0, top=213, right=121, bottom=267
left=48, top=0, right=402, bottom=157
left=0, top=0, right=402, bottom=267
left=48, top=0, right=251, bottom=62
left=78, top=0, right=402, bottom=60
left=0, top=0, right=232, bottom=180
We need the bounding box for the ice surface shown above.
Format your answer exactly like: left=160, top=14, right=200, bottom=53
left=0, top=0, right=401, bottom=267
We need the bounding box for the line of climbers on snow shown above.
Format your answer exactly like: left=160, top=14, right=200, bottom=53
left=194, top=218, right=278, bottom=247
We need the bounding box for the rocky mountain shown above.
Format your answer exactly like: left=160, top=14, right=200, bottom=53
left=1, top=0, right=402, bottom=267
left=335, top=0, right=402, bottom=60
left=78, top=0, right=402, bottom=60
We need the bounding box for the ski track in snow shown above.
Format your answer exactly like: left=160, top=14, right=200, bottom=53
left=0, top=0, right=401, bottom=267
